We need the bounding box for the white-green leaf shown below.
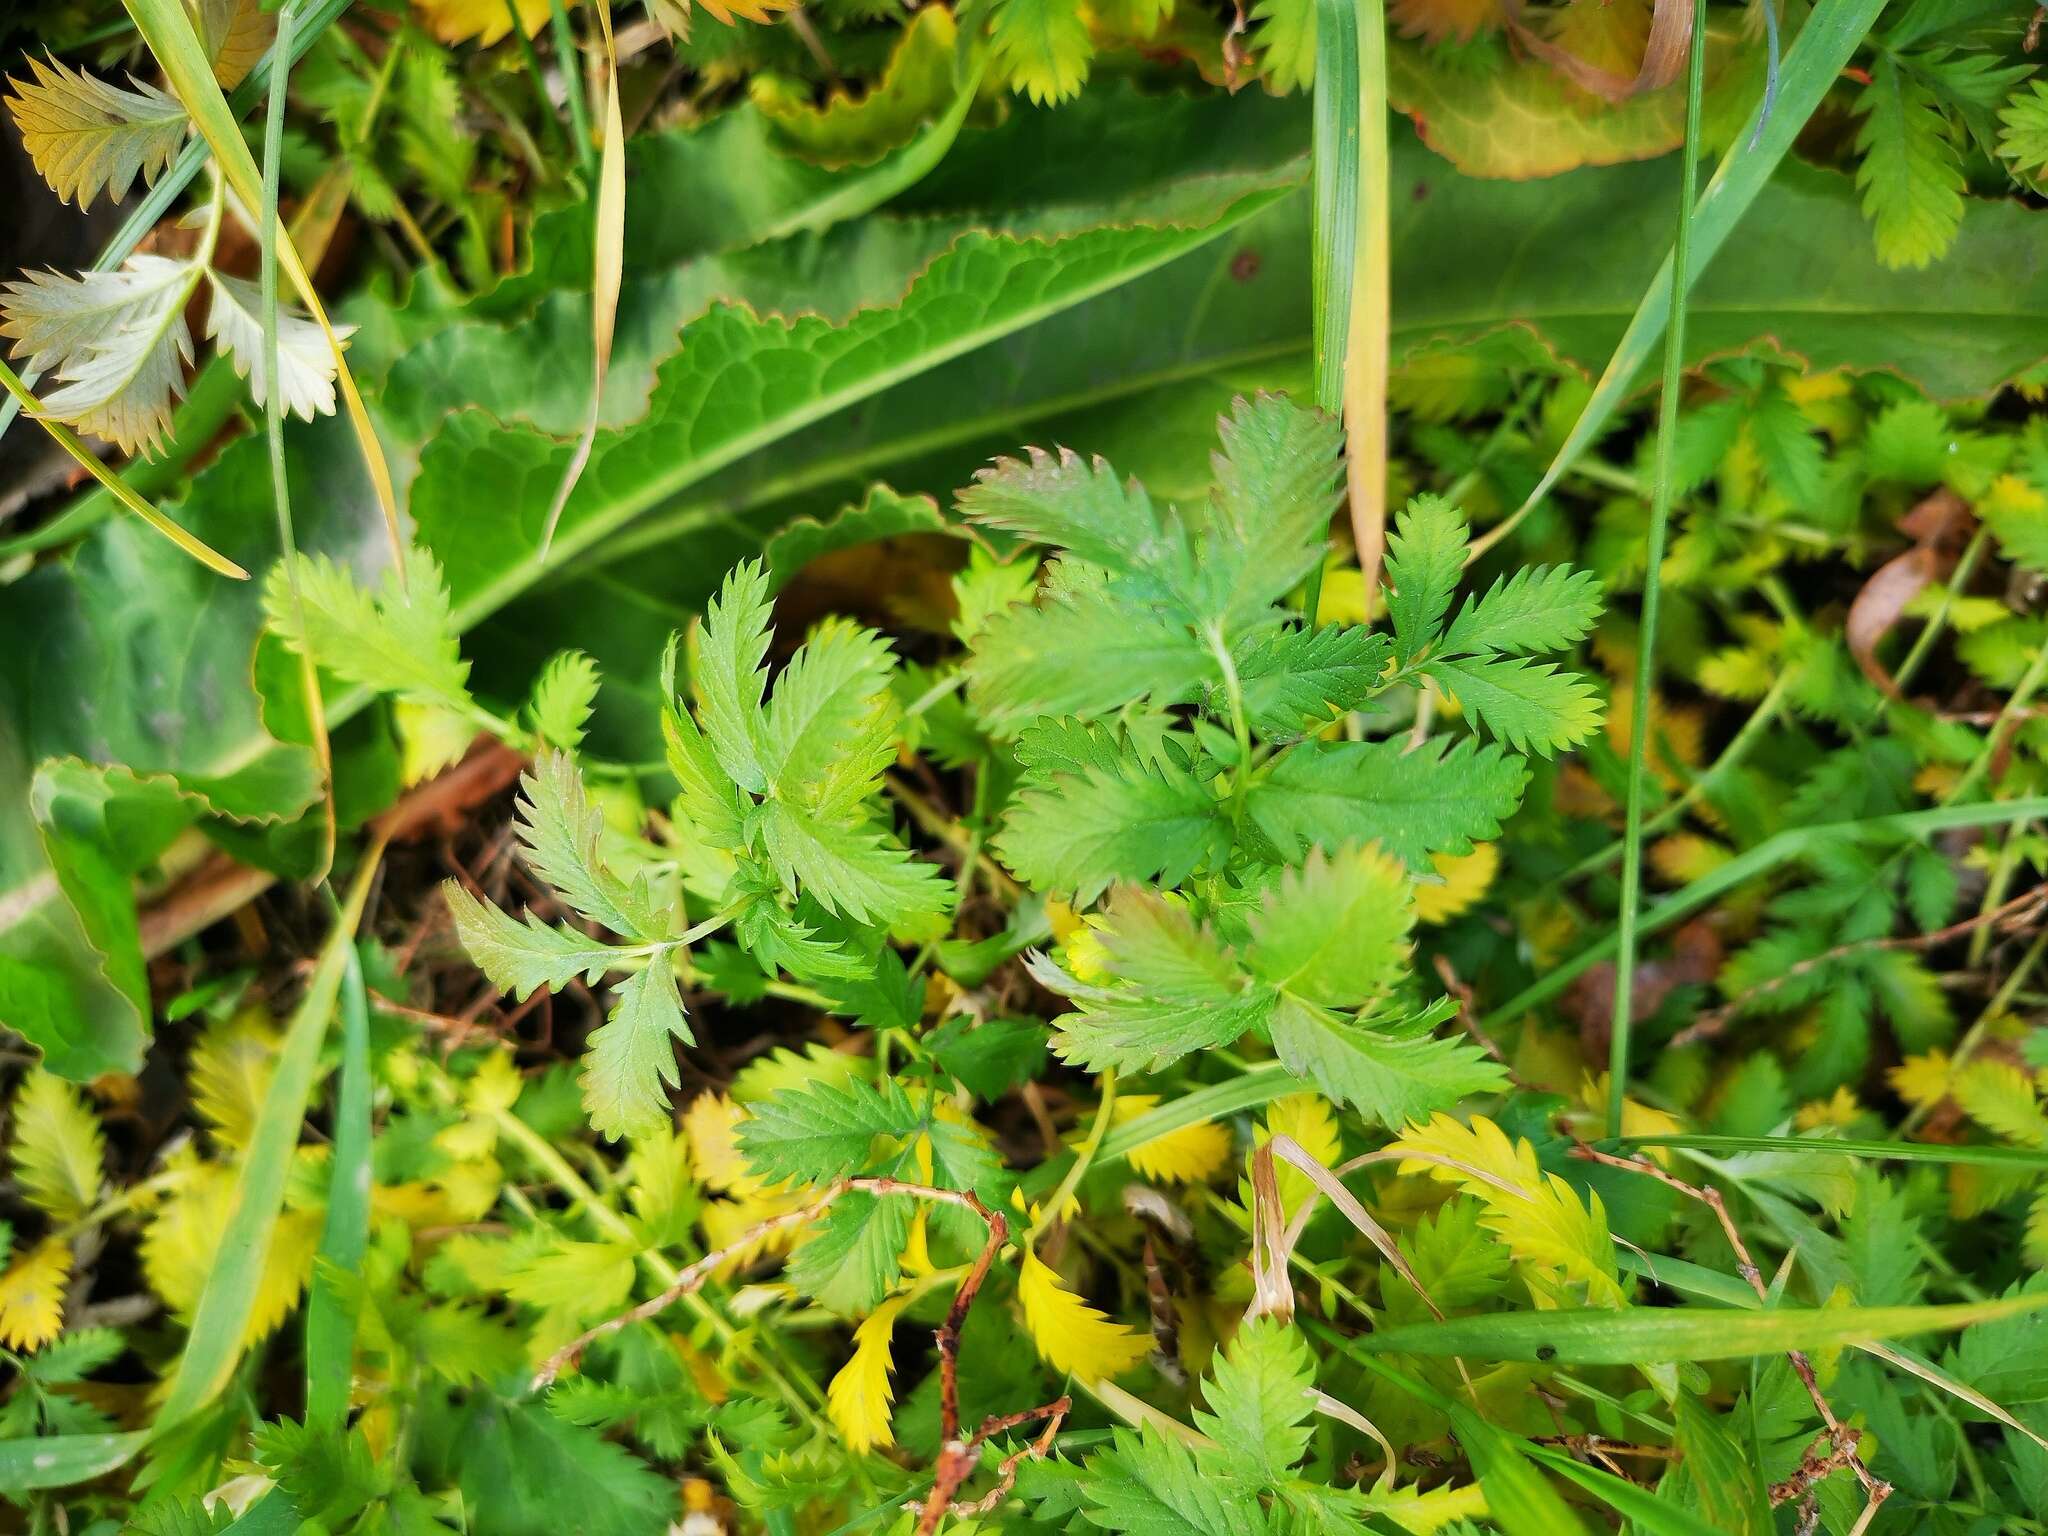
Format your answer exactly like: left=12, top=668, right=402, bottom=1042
left=202, top=270, right=347, bottom=421
left=530, top=650, right=601, bottom=754
left=1382, top=495, right=1467, bottom=661
left=760, top=801, right=952, bottom=927
left=695, top=560, right=775, bottom=794
left=445, top=881, right=622, bottom=999
left=265, top=545, right=472, bottom=714
left=1441, top=565, right=1604, bottom=658
left=0, top=256, right=196, bottom=452
left=1245, top=845, right=1413, bottom=1010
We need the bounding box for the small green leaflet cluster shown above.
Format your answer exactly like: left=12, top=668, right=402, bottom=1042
left=963, top=395, right=1602, bottom=1122
left=435, top=558, right=949, bottom=1141
left=1021, top=1318, right=1434, bottom=1533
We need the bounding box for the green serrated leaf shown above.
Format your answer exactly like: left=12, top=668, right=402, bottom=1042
left=1248, top=735, right=1528, bottom=867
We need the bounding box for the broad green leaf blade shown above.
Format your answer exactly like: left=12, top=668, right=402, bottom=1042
left=155, top=850, right=380, bottom=1429
left=1424, top=655, right=1605, bottom=759
left=1381, top=494, right=1465, bottom=659
left=1192, top=1317, right=1316, bottom=1480
left=1360, top=1292, right=2048, bottom=1365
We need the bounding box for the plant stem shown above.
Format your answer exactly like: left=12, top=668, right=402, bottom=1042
left=547, top=0, right=598, bottom=181
left=489, top=1107, right=833, bottom=1426
left=1028, top=1071, right=1114, bottom=1245
left=1890, top=524, right=1990, bottom=700
left=1608, top=0, right=1708, bottom=1132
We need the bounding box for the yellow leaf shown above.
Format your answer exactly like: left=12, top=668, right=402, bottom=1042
left=1113, top=1096, right=1231, bottom=1185
left=827, top=1295, right=909, bottom=1453
left=683, top=1092, right=759, bottom=1195
left=188, top=1009, right=279, bottom=1151
left=1391, top=1113, right=1625, bottom=1308
left=1256, top=1093, right=1341, bottom=1220
left=10, top=1068, right=105, bottom=1223
left=1796, top=1087, right=1862, bottom=1131
left=410, top=0, right=554, bottom=46
left=0, top=1239, right=71, bottom=1351
left=1315, top=567, right=1374, bottom=626
left=1890, top=1050, right=1954, bottom=1111
left=395, top=699, right=475, bottom=787
left=1365, top=1479, right=1489, bottom=1535
left=1954, top=1060, right=2048, bottom=1147
left=142, top=1153, right=321, bottom=1344
left=1413, top=843, right=1498, bottom=925
left=1017, top=1248, right=1149, bottom=1383
left=1650, top=833, right=1731, bottom=886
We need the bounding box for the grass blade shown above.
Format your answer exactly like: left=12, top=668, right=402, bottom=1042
left=0, top=356, right=246, bottom=578
left=1447, top=1399, right=1596, bottom=1536
left=121, top=0, right=406, bottom=577
left=538, top=1, right=625, bottom=557
left=304, top=943, right=372, bottom=1427
left=1305, top=0, right=1359, bottom=626
left=1479, top=795, right=2048, bottom=1033
left=259, top=0, right=335, bottom=882
left=1475, top=0, right=1890, bottom=556
left=1632, top=1134, right=2048, bottom=1168
left=1356, top=1291, right=2048, bottom=1365
left=1607, top=0, right=1706, bottom=1128
left=154, top=846, right=383, bottom=1430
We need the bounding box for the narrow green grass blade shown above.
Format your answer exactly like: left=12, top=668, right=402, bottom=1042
left=1608, top=0, right=1707, bottom=1130
left=0, top=358, right=247, bottom=578
left=1495, top=0, right=1891, bottom=538
left=1342, top=0, right=1390, bottom=599
left=0, top=359, right=242, bottom=561
left=1356, top=1292, right=2048, bottom=1365
left=1311, top=0, right=1359, bottom=411
left=1633, top=1134, right=2048, bottom=1168
left=0, top=0, right=353, bottom=447
left=154, top=851, right=381, bottom=1430
left=257, top=0, right=336, bottom=879
left=1448, top=1400, right=1596, bottom=1536
left=1312, top=1328, right=1721, bottom=1536
left=1479, top=796, right=2048, bottom=1032
left=547, top=0, right=598, bottom=181
left=304, top=943, right=372, bottom=1427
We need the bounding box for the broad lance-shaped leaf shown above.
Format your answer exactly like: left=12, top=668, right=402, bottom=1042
left=1192, top=1317, right=1316, bottom=1480
left=1423, top=655, right=1605, bottom=760
left=996, top=748, right=1228, bottom=899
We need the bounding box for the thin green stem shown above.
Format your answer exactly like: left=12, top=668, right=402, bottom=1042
left=1207, top=626, right=1254, bottom=832
left=1608, top=0, right=1708, bottom=1132
left=1566, top=672, right=1791, bottom=883
left=1891, top=524, right=1990, bottom=700
left=489, top=1107, right=833, bottom=1426
left=503, top=0, right=568, bottom=153
left=1944, top=642, right=2048, bottom=806
left=546, top=0, right=598, bottom=181
left=1028, top=1071, right=1115, bottom=1245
